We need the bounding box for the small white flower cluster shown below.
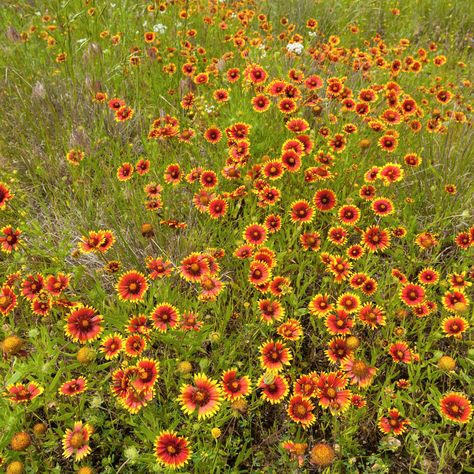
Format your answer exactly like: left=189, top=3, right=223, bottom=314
left=205, top=104, right=216, bottom=113
left=153, top=23, right=167, bottom=34
left=286, top=42, right=304, bottom=55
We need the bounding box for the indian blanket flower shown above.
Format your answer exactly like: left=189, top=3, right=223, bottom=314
left=389, top=341, right=412, bottom=363
left=400, top=283, right=425, bottom=306
left=21, top=273, right=45, bottom=300
left=308, top=293, right=333, bottom=317
left=378, top=409, right=410, bottom=435
left=294, top=374, right=318, bottom=398
left=5, top=382, right=43, bottom=403
left=65, top=306, right=103, bottom=343
left=260, top=340, right=292, bottom=372
left=100, top=333, right=124, bottom=359
left=59, top=377, right=88, bottom=396
left=180, top=253, right=210, bottom=281
left=259, top=373, right=289, bottom=404
left=442, top=290, right=469, bottom=312
left=154, top=431, right=191, bottom=470
left=439, top=392, right=472, bottom=424
left=0, top=183, right=13, bottom=208
left=287, top=395, right=316, bottom=428
left=221, top=369, right=252, bottom=401
left=243, top=224, right=267, bottom=246
left=341, top=358, right=377, bottom=387
left=358, top=304, right=386, bottom=329
left=133, top=358, right=160, bottom=391
left=326, top=338, right=353, bottom=363
left=150, top=303, right=180, bottom=332
left=441, top=316, right=469, bottom=338
left=62, top=421, right=93, bottom=461
left=0, top=285, right=17, bottom=315
left=116, top=271, right=148, bottom=302
left=179, top=373, right=222, bottom=419
left=362, top=226, right=391, bottom=252
left=282, top=441, right=308, bottom=467
left=0, top=226, right=22, bottom=253
left=315, top=371, right=351, bottom=413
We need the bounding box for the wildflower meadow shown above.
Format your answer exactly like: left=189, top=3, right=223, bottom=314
left=0, top=0, right=473, bottom=472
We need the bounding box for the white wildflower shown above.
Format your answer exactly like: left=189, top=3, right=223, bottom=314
left=286, top=42, right=304, bottom=55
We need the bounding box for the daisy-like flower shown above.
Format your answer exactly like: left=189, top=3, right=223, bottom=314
left=300, top=231, right=321, bottom=251
left=124, top=334, right=147, bottom=357
left=154, top=431, right=191, bottom=470
left=5, top=382, right=43, bottom=403
left=117, top=162, right=134, bottom=181
left=362, top=226, right=391, bottom=252
left=378, top=409, right=410, bottom=435
left=62, top=421, right=93, bottom=461
left=439, top=392, right=472, bottom=423
left=347, top=244, right=365, bottom=260
left=309, top=293, right=333, bottom=317
left=282, top=440, right=308, bottom=467
left=146, top=257, right=173, bottom=279
left=337, top=293, right=360, bottom=314
left=21, top=273, right=45, bottom=300
left=313, top=189, right=337, bottom=212
left=294, top=374, right=318, bottom=398
left=281, top=150, right=302, bottom=172
left=115, top=105, right=134, bottom=122
left=179, top=312, right=202, bottom=331
left=326, top=310, right=353, bottom=335
left=150, top=303, right=180, bottom=332
left=326, top=337, right=353, bottom=363
left=0, top=182, right=14, bottom=208
left=400, top=283, right=425, bottom=306
left=0, top=285, right=17, bottom=315
left=249, top=261, right=271, bottom=285
left=441, top=316, right=469, bottom=338
left=116, top=271, right=148, bottom=302
left=100, top=333, right=124, bottom=359
left=448, top=272, right=471, bottom=290
left=199, top=276, right=225, bottom=301
left=46, top=273, right=70, bottom=296
left=126, top=314, right=151, bottom=335
left=59, top=377, right=88, bottom=396
left=277, top=319, right=303, bottom=341
left=269, top=276, right=292, bottom=298
left=179, top=373, right=222, bottom=419
left=120, top=386, right=154, bottom=414
left=66, top=149, right=85, bottom=165
left=328, top=256, right=352, bottom=283
left=341, top=358, right=377, bottom=387
left=208, top=198, right=228, bottom=219
left=338, top=205, right=360, bottom=225
left=315, top=371, right=351, bottom=413
left=243, top=224, right=267, bottom=246
left=65, top=306, right=103, bottom=343
left=0, top=226, right=22, bottom=253
left=442, top=290, right=469, bottom=313
left=180, top=253, right=210, bottom=281
left=418, top=268, right=439, bottom=285
left=221, top=369, right=252, bottom=401
left=287, top=395, right=316, bottom=428
left=133, top=358, right=160, bottom=391
left=389, top=341, right=412, bottom=363
left=290, top=200, right=314, bottom=223
left=358, top=304, right=386, bottom=329
left=258, top=299, right=285, bottom=323
left=371, top=198, right=395, bottom=216
left=260, top=340, right=292, bottom=372
left=259, top=373, right=289, bottom=404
